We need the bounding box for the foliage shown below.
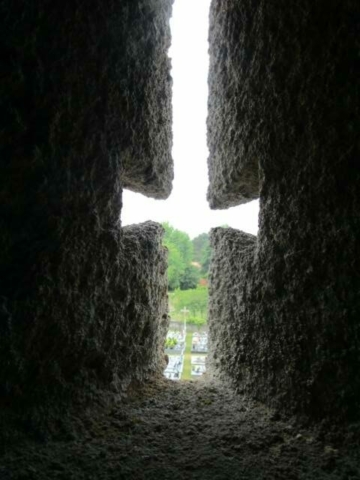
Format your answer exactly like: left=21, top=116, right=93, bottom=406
left=200, top=243, right=211, bottom=276
left=164, top=240, right=184, bottom=290
left=162, top=223, right=212, bottom=289
left=192, top=233, right=209, bottom=264
left=192, top=231, right=211, bottom=276
left=179, top=265, right=201, bottom=290
left=187, top=314, right=206, bottom=326
left=165, top=337, right=178, bottom=349
left=162, top=222, right=195, bottom=290
left=169, top=286, right=208, bottom=324
left=170, top=229, right=193, bottom=266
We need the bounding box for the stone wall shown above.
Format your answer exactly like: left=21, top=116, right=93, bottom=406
left=207, top=0, right=360, bottom=420
left=0, top=0, right=173, bottom=405
left=208, top=228, right=256, bottom=379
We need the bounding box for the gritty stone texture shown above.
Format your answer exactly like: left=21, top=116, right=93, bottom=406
left=208, top=228, right=257, bottom=378
left=207, top=0, right=360, bottom=420
left=1, top=379, right=359, bottom=479
left=207, top=1, right=260, bottom=209
left=0, top=0, right=173, bottom=201
left=120, top=222, right=169, bottom=383
left=119, top=1, right=174, bottom=199
left=0, top=219, right=168, bottom=405
left=0, top=0, right=172, bottom=405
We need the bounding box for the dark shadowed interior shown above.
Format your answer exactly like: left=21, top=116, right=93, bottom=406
left=1, top=0, right=359, bottom=478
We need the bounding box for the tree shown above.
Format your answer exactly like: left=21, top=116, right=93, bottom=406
left=172, top=230, right=193, bottom=265
left=163, top=223, right=193, bottom=264
left=179, top=264, right=201, bottom=290
left=200, top=243, right=211, bottom=276
left=192, top=232, right=212, bottom=277
left=164, top=241, right=184, bottom=290
left=192, top=232, right=209, bottom=264
left=162, top=222, right=196, bottom=290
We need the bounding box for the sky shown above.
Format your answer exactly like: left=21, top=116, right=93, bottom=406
left=121, top=0, right=259, bottom=239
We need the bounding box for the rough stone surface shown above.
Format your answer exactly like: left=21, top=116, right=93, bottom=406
left=119, top=1, right=174, bottom=199
left=1, top=0, right=173, bottom=201
left=0, top=218, right=168, bottom=405
left=1, top=379, right=359, bottom=479
left=207, top=0, right=360, bottom=420
left=120, top=222, right=169, bottom=383
left=0, top=0, right=172, bottom=406
left=207, top=1, right=260, bottom=209
left=208, top=228, right=257, bottom=378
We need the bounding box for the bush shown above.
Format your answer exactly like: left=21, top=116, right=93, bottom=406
left=165, top=337, right=178, bottom=349
left=187, top=315, right=206, bottom=326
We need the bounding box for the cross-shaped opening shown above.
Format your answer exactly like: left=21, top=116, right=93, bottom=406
left=122, top=0, right=259, bottom=381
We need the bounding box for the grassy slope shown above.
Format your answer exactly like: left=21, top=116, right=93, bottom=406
left=169, top=287, right=208, bottom=325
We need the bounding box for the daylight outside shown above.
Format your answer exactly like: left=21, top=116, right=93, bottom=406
left=121, top=0, right=258, bottom=381
left=162, top=222, right=210, bottom=381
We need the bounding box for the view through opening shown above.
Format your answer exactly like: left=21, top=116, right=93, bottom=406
left=122, top=0, right=259, bottom=381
